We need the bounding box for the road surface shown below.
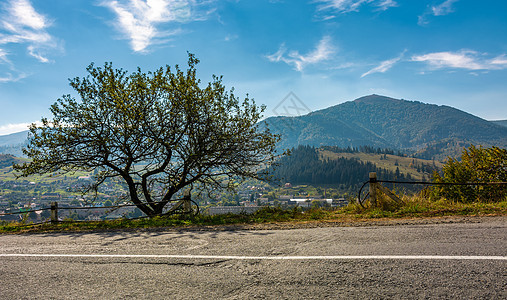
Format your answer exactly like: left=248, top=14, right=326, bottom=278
left=0, top=217, right=505, bottom=299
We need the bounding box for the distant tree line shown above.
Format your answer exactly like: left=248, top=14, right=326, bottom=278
left=321, top=145, right=400, bottom=155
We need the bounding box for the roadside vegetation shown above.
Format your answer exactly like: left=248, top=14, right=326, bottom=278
left=1, top=195, right=505, bottom=233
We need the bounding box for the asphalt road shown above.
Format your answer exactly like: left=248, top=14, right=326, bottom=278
left=0, top=217, right=505, bottom=299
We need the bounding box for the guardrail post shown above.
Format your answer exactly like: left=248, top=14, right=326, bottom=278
left=50, top=201, right=58, bottom=224
left=369, top=172, right=377, bottom=207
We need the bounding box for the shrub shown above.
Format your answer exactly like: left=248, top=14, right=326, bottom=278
left=432, top=145, right=507, bottom=202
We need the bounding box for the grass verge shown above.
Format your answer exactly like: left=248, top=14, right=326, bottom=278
left=1, top=197, right=506, bottom=233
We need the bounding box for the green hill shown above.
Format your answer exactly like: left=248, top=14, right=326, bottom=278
left=263, top=95, right=507, bottom=159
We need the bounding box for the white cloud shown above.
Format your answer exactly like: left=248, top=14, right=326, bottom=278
left=27, top=45, right=49, bottom=63
left=315, top=0, right=370, bottom=13
left=266, top=36, right=335, bottom=72
left=224, top=34, right=238, bottom=42
left=9, top=0, right=47, bottom=30
left=417, top=15, right=428, bottom=26
left=490, top=55, right=507, bottom=67
left=431, top=0, right=459, bottom=16
left=0, top=0, right=58, bottom=63
left=356, top=49, right=507, bottom=78
left=361, top=53, right=403, bottom=77
left=101, top=0, right=211, bottom=52
left=0, top=48, right=9, bottom=64
left=314, top=0, right=397, bottom=14
left=375, top=0, right=397, bottom=11
left=0, top=47, right=32, bottom=83
left=266, top=44, right=287, bottom=62
left=411, top=50, right=507, bottom=71
left=0, top=72, right=28, bottom=83
left=418, top=0, right=459, bottom=25
left=0, top=122, right=33, bottom=135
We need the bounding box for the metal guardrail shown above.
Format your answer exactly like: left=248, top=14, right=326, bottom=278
left=0, top=197, right=199, bottom=227
left=357, top=172, right=507, bottom=208
left=4, top=172, right=506, bottom=225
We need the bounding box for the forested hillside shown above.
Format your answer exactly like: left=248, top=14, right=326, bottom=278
left=263, top=95, right=507, bottom=159
left=266, top=146, right=414, bottom=190
left=0, top=154, right=24, bottom=169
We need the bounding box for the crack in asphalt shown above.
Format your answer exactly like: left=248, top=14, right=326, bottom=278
left=80, top=259, right=230, bottom=267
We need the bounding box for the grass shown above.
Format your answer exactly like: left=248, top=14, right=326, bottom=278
left=340, top=195, right=507, bottom=219
left=1, top=196, right=505, bottom=233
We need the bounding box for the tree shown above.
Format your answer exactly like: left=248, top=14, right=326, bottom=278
left=432, top=145, right=507, bottom=202
left=14, top=54, right=279, bottom=217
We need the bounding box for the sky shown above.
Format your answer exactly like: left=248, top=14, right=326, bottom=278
left=0, top=0, right=506, bottom=135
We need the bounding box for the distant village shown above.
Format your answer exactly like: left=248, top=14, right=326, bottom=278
left=0, top=175, right=349, bottom=222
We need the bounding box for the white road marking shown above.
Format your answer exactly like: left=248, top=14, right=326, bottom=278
left=0, top=254, right=505, bottom=260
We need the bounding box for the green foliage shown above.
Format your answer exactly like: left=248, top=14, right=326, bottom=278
left=14, top=53, right=279, bottom=217
left=432, top=145, right=507, bottom=202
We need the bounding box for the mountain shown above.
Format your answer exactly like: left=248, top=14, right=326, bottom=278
left=263, top=95, right=507, bottom=159
left=0, top=130, right=29, bottom=147
left=2, top=96, right=506, bottom=160
left=492, top=120, right=507, bottom=128
left=0, top=130, right=29, bottom=157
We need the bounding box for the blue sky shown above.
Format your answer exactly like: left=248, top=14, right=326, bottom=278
left=0, top=0, right=506, bottom=135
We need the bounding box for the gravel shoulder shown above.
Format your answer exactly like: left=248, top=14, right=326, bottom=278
left=189, top=214, right=506, bottom=232
left=3, top=213, right=505, bottom=235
